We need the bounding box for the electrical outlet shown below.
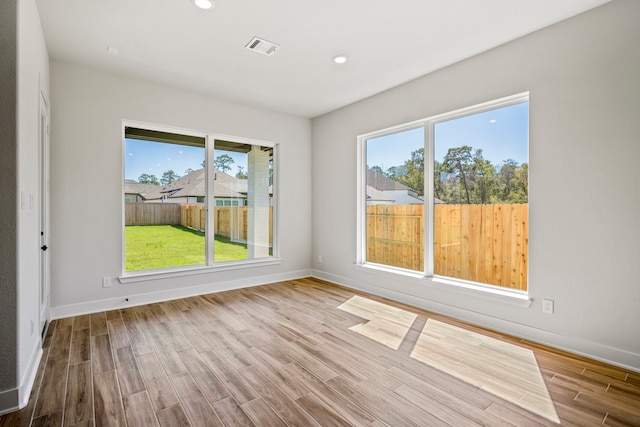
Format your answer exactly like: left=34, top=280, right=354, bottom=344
left=318, top=255, right=323, bottom=263
left=542, top=299, right=554, bottom=314
left=102, top=276, right=112, bottom=288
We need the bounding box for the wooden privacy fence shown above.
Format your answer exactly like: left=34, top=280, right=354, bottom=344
left=125, top=203, right=181, bottom=225
left=126, top=203, right=272, bottom=243
left=367, top=203, right=528, bottom=290
left=182, top=205, right=273, bottom=243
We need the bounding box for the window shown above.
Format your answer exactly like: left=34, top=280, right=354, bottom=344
left=358, top=93, right=528, bottom=292
left=123, top=125, right=276, bottom=273
left=364, top=127, right=425, bottom=271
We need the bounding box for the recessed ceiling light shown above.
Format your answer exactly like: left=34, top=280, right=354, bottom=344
left=333, top=55, right=347, bottom=64
left=193, top=0, right=214, bottom=10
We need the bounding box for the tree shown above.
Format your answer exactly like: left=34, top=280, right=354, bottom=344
left=396, top=148, right=425, bottom=196
left=138, top=173, right=159, bottom=185
left=160, top=170, right=179, bottom=185
left=386, top=165, right=407, bottom=179
left=235, top=165, right=248, bottom=179
left=443, top=146, right=473, bottom=203
left=214, top=154, right=234, bottom=173
left=472, top=150, right=498, bottom=204
left=369, top=165, right=385, bottom=176
left=184, top=168, right=194, bottom=175
left=434, top=160, right=453, bottom=201
left=497, top=160, right=528, bottom=203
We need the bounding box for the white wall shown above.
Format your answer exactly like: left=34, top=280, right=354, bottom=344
left=312, top=0, right=640, bottom=370
left=49, top=62, right=312, bottom=315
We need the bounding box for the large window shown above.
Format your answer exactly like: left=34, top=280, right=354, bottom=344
left=359, top=93, right=528, bottom=292
left=123, top=126, right=275, bottom=274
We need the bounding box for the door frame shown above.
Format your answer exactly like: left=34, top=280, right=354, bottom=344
left=38, top=91, right=50, bottom=338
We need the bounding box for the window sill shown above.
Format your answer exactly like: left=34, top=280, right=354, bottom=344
left=119, top=257, right=282, bottom=284
left=431, top=275, right=531, bottom=306
left=355, top=262, right=426, bottom=280
left=355, top=262, right=531, bottom=308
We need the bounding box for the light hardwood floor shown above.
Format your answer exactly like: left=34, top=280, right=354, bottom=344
left=1, top=278, right=639, bottom=426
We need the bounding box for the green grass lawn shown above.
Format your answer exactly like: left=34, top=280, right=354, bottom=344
left=125, top=225, right=249, bottom=271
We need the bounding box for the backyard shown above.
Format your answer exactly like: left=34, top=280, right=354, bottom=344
left=125, top=225, right=248, bottom=271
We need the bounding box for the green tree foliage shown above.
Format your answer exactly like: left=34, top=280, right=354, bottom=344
left=236, top=165, right=248, bottom=179
left=498, top=160, right=528, bottom=203
left=443, top=146, right=474, bottom=203
left=214, top=154, right=234, bottom=173
left=184, top=168, right=194, bottom=175
left=375, top=146, right=528, bottom=204
left=138, top=173, right=159, bottom=185
left=395, top=148, right=425, bottom=196
left=160, top=170, right=179, bottom=185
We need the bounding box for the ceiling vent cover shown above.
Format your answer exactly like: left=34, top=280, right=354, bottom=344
left=245, top=37, right=280, bottom=56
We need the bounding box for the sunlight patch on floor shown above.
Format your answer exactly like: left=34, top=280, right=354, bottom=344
left=338, top=295, right=417, bottom=350
left=411, top=318, right=560, bottom=423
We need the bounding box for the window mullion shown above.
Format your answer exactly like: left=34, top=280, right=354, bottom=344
left=425, top=124, right=435, bottom=276
left=205, top=137, right=215, bottom=266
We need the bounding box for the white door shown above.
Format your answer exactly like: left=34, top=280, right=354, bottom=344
left=39, top=93, right=50, bottom=338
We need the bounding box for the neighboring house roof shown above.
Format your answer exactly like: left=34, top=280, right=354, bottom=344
left=366, top=186, right=395, bottom=203
left=140, top=168, right=255, bottom=201
left=366, top=169, right=446, bottom=204
left=124, top=179, right=161, bottom=200
left=157, top=168, right=207, bottom=199
left=367, top=169, right=415, bottom=192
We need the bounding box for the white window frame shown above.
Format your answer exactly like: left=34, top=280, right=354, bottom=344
left=357, top=92, right=529, bottom=294
left=120, top=121, right=280, bottom=283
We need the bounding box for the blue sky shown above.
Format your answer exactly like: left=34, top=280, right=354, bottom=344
left=126, top=102, right=527, bottom=181
left=367, top=102, right=528, bottom=170
left=125, top=140, right=248, bottom=181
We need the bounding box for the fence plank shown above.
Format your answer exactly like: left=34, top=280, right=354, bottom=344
left=366, top=203, right=528, bottom=291
left=125, top=203, right=181, bottom=226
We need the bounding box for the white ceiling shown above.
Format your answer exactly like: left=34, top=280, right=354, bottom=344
left=35, top=0, right=610, bottom=118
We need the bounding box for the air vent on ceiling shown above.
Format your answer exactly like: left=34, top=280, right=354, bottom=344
left=245, top=37, right=280, bottom=56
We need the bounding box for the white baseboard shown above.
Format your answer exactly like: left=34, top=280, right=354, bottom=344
left=50, top=269, right=312, bottom=319
left=312, top=269, right=640, bottom=373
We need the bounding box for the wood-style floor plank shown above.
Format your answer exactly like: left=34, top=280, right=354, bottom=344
left=283, top=361, right=375, bottom=427
left=93, top=371, right=125, bottom=427
left=89, top=313, right=107, bottom=336
left=113, top=346, right=146, bottom=396
left=90, top=334, right=114, bottom=374
left=3, top=278, right=639, bottom=427
left=156, top=405, right=191, bottom=427
left=69, top=329, right=91, bottom=364
left=211, top=397, right=255, bottom=427
left=33, top=357, right=67, bottom=418
left=238, top=365, right=321, bottom=427
left=168, top=371, right=224, bottom=427
left=106, top=318, right=129, bottom=349
left=123, top=391, right=160, bottom=427
left=200, top=350, right=258, bottom=405
left=64, top=361, right=92, bottom=426
left=178, top=349, right=229, bottom=404
left=240, top=398, right=287, bottom=427
left=136, top=352, right=180, bottom=411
